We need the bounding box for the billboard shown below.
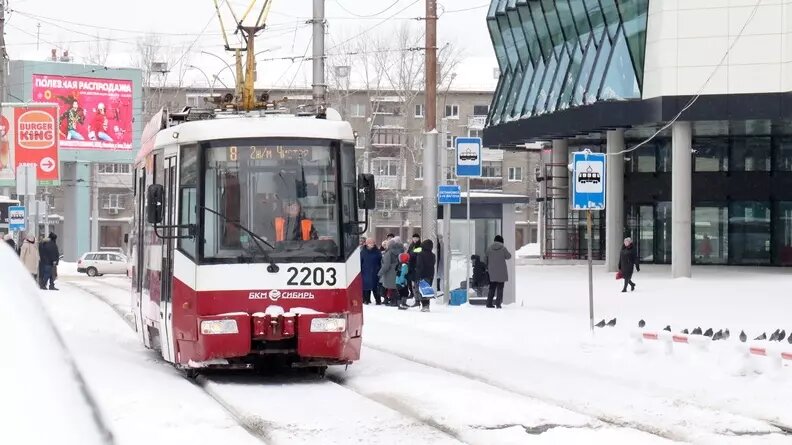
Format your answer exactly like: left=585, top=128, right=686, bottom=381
left=32, top=74, right=134, bottom=151
left=0, top=104, right=60, bottom=185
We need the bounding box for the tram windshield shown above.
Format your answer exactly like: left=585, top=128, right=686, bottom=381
left=202, top=138, right=345, bottom=263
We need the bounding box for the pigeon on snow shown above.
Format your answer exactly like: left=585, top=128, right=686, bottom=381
left=755, top=333, right=767, bottom=341
left=777, top=330, right=786, bottom=342
left=681, top=328, right=689, bottom=335
left=788, top=333, right=792, bottom=344
left=723, top=329, right=730, bottom=340
left=595, top=319, right=606, bottom=328
left=663, top=325, right=671, bottom=332
left=607, top=318, right=616, bottom=327
left=638, top=319, right=646, bottom=328
left=692, top=327, right=702, bottom=335
left=770, top=329, right=780, bottom=342
left=712, top=330, right=723, bottom=341
left=704, top=328, right=714, bottom=337
left=739, top=331, right=747, bottom=343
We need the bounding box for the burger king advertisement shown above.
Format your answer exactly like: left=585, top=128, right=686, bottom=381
left=0, top=104, right=60, bottom=186
left=32, top=74, right=133, bottom=151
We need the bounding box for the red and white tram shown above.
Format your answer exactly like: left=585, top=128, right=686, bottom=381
left=130, top=107, right=376, bottom=372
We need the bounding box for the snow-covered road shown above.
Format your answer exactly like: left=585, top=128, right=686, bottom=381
left=43, top=265, right=792, bottom=444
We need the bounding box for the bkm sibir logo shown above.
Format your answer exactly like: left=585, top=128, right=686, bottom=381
left=248, top=289, right=315, bottom=301
left=17, top=110, right=56, bottom=150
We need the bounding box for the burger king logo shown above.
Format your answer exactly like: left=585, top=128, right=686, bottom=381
left=17, top=110, right=56, bottom=150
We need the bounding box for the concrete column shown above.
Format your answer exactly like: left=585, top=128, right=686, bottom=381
left=672, top=121, right=692, bottom=278
left=551, top=139, right=568, bottom=253
left=62, top=162, right=91, bottom=261
left=605, top=129, right=625, bottom=272
left=502, top=203, right=517, bottom=306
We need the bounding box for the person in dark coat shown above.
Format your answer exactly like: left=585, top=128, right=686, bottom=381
left=360, top=238, right=383, bottom=305
left=406, top=233, right=421, bottom=302
left=38, top=232, right=60, bottom=290
left=378, top=237, right=403, bottom=306
left=485, top=235, right=512, bottom=308
left=471, top=254, right=489, bottom=298
left=414, top=239, right=436, bottom=312
left=618, top=237, right=639, bottom=292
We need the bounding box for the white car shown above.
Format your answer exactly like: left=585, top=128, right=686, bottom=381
left=77, top=251, right=129, bottom=277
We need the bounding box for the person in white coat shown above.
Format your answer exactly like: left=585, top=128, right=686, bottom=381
left=19, top=235, right=39, bottom=280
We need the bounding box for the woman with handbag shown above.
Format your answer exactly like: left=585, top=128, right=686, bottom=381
left=414, top=239, right=436, bottom=313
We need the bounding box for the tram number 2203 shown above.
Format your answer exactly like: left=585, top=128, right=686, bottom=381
left=286, top=267, right=338, bottom=286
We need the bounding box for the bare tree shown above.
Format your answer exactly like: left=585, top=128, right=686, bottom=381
left=132, top=34, right=193, bottom=118
left=86, top=33, right=112, bottom=66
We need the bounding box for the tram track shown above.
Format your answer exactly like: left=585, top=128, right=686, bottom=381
left=363, top=343, right=792, bottom=444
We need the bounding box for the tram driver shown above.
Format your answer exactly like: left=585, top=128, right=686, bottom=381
left=274, top=200, right=319, bottom=242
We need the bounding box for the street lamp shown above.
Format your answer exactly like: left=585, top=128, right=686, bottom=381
left=201, top=51, right=237, bottom=85
left=334, top=65, right=351, bottom=118
left=187, top=65, right=214, bottom=98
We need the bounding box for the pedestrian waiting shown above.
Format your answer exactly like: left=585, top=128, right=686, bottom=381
left=485, top=235, right=511, bottom=309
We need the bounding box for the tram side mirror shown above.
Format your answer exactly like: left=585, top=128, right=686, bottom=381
left=146, top=184, right=165, bottom=224
left=357, top=174, right=376, bottom=210
left=123, top=234, right=129, bottom=244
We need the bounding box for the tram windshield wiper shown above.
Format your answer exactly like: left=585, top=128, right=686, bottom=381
left=202, top=206, right=279, bottom=270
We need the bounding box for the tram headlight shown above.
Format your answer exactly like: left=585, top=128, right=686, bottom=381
left=200, top=319, right=239, bottom=335
left=310, top=317, right=347, bottom=333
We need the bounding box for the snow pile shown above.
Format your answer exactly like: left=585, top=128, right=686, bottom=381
left=0, top=244, right=111, bottom=444
left=516, top=243, right=540, bottom=258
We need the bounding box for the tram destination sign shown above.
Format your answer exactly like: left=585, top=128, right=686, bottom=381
left=227, top=145, right=314, bottom=162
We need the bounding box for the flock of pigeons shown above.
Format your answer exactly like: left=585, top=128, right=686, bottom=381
left=636, top=319, right=792, bottom=344
left=594, top=318, right=792, bottom=345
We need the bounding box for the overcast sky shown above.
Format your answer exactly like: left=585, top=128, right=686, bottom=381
left=5, top=0, right=497, bottom=91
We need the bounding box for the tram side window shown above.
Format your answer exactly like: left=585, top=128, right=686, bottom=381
left=179, top=145, right=198, bottom=258
left=340, top=143, right=359, bottom=257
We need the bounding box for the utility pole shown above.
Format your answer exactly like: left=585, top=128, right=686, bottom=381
left=91, top=163, right=99, bottom=251
left=37, top=23, right=41, bottom=51
left=311, top=0, right=326, bottom=109
left=421, top=0, right=438, bottom=251
left=0, top=0, right=8, bottom=103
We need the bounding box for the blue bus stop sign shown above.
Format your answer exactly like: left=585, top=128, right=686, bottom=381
left=571, top=151, right=606, bottom=211
left=438, top=184, right=462, bottom=205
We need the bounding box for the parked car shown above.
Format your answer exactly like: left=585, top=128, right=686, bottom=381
left=77, top=251, right=129, bottom=277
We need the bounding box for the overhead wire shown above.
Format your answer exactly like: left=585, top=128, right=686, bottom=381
left=326, top=0, right=421, bottom=52
left=332, top=0, right=402, bottom=18
left=611, top=0, right=762, bottom=156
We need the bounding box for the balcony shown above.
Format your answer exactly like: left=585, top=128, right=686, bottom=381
left=468, top=116, right=487, bottom=130
left=374, top=175, right=404, bottom=190
left=371, top=127, right=406, bottom=147
left=469, top=177, right=503, bottom=191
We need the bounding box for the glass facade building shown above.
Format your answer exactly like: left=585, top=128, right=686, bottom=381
left=484, top=1, right=792, bottom=267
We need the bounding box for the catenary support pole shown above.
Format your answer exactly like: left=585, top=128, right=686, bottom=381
left=91, top=163, right=99, bottom=251
left=422, top=130, right=438, bottom=247
left=311, top=0, right=326, bottom=109
left=466, top=177, right=471, bottom=296
left=421, top=0, right=438, bottom=247
left=587, top=209, right=594, bottom=332
left=672, top=121, right=692, bottom=278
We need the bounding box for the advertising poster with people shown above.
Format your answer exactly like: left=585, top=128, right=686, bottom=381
left=32, top=74, right=133, bottom=151
left=0, top=104, right=60, bottom=186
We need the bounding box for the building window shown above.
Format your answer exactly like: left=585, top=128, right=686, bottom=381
left=482, top=161, right=502, bottom=178
left=445, top=104, right=460, bottom=119
left=350, top=103, right=365, bottom=118
left=98, top=163, right=132, bottom=174
left=355, top=135, right=365, bottom=149
left=415, top=164, right=423, bottom=180
left=693, top=206, right=728, bottom=265
left=469, top=129, right=483, bottom=139
left=102, top=193, right=126, bottom=210
left=775, top=202, right=792, bottom=265
left=729, top=201, right=771, bottom=265
left=774, top=137, right=792, bottom=171
left=473, top=105, right=489, bottom=116
left=694, top=138, right=729, bottom=172
left=446, top=133, right=456, bottom=149
left=376, top=198, right=398, bottom=210
left=731, top=137, right=771, bottom=172
left=415, top=104, right=424, bottom=118
left=371, top=158, right=400, bottom=176
left=508, top=167, right=523, bottom=181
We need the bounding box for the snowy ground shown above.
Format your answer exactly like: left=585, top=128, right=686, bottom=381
left=33, top=264, right=792, bottom=444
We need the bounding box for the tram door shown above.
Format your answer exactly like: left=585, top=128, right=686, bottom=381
left=160, top=157, right=177, bottom=362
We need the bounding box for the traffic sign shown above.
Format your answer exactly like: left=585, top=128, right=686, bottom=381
left=572, top=150, right=606, bottom=210
left=438, top=184, right=462, bottom=205
left=455, top=137, right=482, bottom=177
left=8, top=206, right=25, bottom=231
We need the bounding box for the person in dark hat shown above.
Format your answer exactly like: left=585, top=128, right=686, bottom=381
left=485, top=235, right=512, bottom=308
left=38, top=232, right=60, bottom=290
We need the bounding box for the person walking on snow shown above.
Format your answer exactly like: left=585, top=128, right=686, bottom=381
left=378, top=237, right=403, bottom=306
left=618, top=237, right=639, bottom=292
left=407, top=234, right=422, bottom=303
left=360, top=238, right=383, bottom=305
left=414, top=239, right=436, bottom=312
left=485, top=235, right=512, bottom=309
left=396, top=253, right=411, bottom=310
left=20, top=235, right=39, bottom=281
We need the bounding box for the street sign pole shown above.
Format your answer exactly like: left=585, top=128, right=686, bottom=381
left=587, top=209, right=594, bottom=332
left=454, top=137, right=482, bottom=298
left=571, top=149, right=606, bottom=333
